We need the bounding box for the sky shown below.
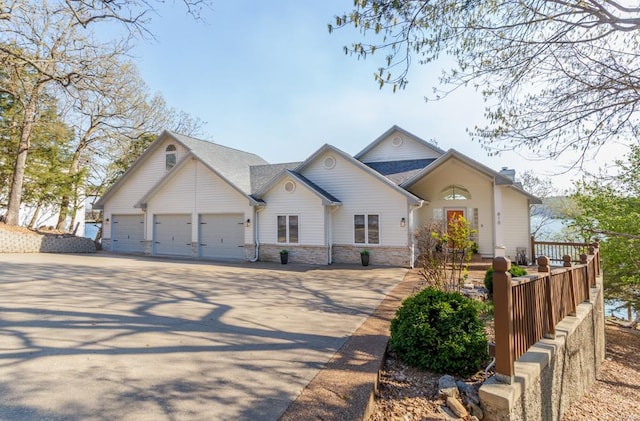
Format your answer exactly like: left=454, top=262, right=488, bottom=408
left=125, top=0, right=625, bottom=193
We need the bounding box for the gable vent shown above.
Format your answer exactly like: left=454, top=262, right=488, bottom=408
left=323, top=156, right=336, bottom=169
left=391, top=136, right=403, bottom=147
left=284, top=180, right=296, bottom=193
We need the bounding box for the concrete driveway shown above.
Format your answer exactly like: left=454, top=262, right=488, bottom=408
left=0, top=253, right=405, bottom=420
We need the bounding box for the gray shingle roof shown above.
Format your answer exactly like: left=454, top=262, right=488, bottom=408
left=364, top=159, right=437, bottom=185
left=290, top=171, right=341, bottom=203
left=169, top=132, right=269, bottom=193
left=250, top=162, right=302, bottom=194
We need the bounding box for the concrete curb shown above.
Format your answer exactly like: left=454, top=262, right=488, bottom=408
left=279, top=270, right=419, bottom=421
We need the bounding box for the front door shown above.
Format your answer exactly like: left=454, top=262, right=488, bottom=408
left=446, top=209, right=465, bottom=248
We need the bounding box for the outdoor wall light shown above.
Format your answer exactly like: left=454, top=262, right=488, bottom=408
left=246, top=218, right=251, bottom=227
left=400, top=217, right=406, bottom=227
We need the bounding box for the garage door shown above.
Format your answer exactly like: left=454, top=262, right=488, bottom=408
left=153, top=214, right=192, bottom=256
left=199, top=214, right=245, bottom=260
left=111, top=214, right=144, bottom=253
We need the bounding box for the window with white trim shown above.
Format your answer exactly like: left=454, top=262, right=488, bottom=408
left=440, top=185, right=471, bottom=200
left=277, top=215, right=299, bottom=243
left=165, top=144, right=177, bottom=170
left=354, top=214, right=379, bottom=244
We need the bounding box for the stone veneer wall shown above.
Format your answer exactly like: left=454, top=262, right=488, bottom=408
left=479, top=276, right=605, bottom=421
left=332, top=245, right=411, bottom=267
left=258, top=244, right=329, bottom=265
left=0, top=230, right=96, bottom=253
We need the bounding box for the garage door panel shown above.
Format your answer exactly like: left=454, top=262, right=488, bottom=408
left=111, top=214, right=144, bottom=253
left=199, top=214, right=244, bottom=259
left=154, top=214, right=192, bottom=256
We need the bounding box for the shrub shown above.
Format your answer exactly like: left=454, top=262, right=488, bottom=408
left=389, top=288, right=489, bottom=375
left=484, top=264, right=527, bottom=294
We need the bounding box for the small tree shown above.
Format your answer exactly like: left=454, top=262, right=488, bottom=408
left=414, top=222, right=448, bottom=290
left=414, top=216, right=476, bottom=292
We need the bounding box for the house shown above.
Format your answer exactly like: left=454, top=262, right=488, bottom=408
left=94, top=126, right=540, bottom=266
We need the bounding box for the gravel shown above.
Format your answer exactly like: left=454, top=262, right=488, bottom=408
left=367, top=265, right=639, bottom=421
left=368, top=323, right=640, bottom=421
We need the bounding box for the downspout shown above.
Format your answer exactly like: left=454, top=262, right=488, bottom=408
left=327, top=204, right=340, bottom=265
left=409, top=201, right=424, bottom=269
left=328, top=206, right=333, bottom=265
left=250, top=205, right=264, bottom=262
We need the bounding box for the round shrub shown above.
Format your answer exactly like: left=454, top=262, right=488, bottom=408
left=484, top=264, right=527, bottom=294
left=389, top=288, right=489, bottom=375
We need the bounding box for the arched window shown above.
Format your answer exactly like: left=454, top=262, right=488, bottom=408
left=165, top=144, right=177, bottom=170
left=440, top=185, right=471, bottom=200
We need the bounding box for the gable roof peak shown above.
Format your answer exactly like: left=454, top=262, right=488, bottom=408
left=354, top=125, right=446, bottom=160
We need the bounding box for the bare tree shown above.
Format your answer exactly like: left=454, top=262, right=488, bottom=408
left=56, top=60, right=205, bottom=230
left=0, top=1, right=132, bottom=225
left=331, top=1, right=640, bottom=167
left=0, top=0, right=210, bottom=225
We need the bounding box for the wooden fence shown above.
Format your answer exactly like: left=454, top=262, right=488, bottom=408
left=492, top=242, right=601, bottom=382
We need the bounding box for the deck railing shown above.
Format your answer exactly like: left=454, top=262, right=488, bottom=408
left=530, top=236, right=596, bottom=264
left=492, top=242, right=600, bottom=383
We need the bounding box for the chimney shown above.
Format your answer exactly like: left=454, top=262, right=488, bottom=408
left=499, top=167, right=516, bottom=181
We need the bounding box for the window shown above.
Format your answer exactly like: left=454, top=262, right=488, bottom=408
left=354, top=214, right=379, bottom=244
left=165, top=144, right=177, bottom=170
left=277, top=215, right=299, bottom=243
left=440, top=185, right=471, bottom=200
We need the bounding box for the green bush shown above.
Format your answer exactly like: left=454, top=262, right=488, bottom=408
left=389, top=288, right=489, bottom=375
left=484, top=264, right=527, bottom=294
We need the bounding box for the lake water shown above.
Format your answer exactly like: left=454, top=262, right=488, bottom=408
left=84, top=223, right=101, bottom=241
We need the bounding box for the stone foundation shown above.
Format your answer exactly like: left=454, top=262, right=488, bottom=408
left=332, top=245, right=411, bottom=267
left=0, top=230, right=96, bottom=253
left=244, top=244, right=256, bottom=260
left=258, top=244, right=329, bottom=265
left=479, top=276, right=605, bottom=420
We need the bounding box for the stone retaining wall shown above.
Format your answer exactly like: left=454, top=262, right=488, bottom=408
left=479, top=276, right=605, bottom=420
left=0, top=230, right=96, bottom=253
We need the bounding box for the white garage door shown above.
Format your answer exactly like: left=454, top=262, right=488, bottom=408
left=153, top=214, right=192, bottom=256
left=111, top=214, right=144, bottom=253
left=199, top=214, right=245, bottom=260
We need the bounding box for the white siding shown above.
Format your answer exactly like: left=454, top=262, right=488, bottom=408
left=359, top=131, right=442, bottom=163
left=500, top=187, right=531, bottom=260
left=258, top=176, right=326, bottom=245
left=102, top=138, right=188, bottom=239
left=409, top=158, right=495, bottom=255
left=302, top=152, right=410, bottom=247
left=146, top=159, right=253, bottom=243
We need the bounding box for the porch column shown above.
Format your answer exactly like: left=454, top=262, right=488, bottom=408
left=493, top=182, right=505, bottom=256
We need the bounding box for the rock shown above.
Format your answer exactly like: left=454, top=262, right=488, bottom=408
left=457, top=380, right=480, bottom=405
left=438, top=405, right=461, bottom=420
left=465, top=392, right=480, bottom=406
left=470, top=417, right=480, bottom=421
left=456, top=380, right=473, bottom=395
left=438, top=374, right=459, bottom=398
left=463, top=282, right=475, bottom=289
left=469, top=401, right=484, bottom=419
left=446, top=396, right=469, bottom=418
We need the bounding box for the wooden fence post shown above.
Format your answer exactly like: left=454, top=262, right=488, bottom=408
left=538, top=256, right=556, bottom=339
left=530, top=235, right=536, bottom=266
left=493, top=256, right=514, bottom=383
left=538, top=255, right=550, bottom=273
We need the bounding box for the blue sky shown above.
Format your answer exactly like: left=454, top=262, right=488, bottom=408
left=127, top=0, right=616, bottom=192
